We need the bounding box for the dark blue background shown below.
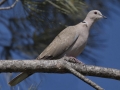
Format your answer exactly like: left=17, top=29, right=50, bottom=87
left=0, top=0, right=120, bottom=90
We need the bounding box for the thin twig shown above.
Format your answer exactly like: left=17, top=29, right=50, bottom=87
left=0, top=0, right=19, bottom=10
left=0, top=0, right=6, bottom=5
left=64, top=62, right=104, bottom=90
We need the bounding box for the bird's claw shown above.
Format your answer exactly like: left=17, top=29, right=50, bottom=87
left=63, top=56, right=84, bottom=65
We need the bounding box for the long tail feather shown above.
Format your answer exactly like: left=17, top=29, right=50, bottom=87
left=9, top=72, right=33, bottom=86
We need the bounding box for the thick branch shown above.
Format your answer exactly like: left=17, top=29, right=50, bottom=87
left=0, top=59, right=120, bottom=81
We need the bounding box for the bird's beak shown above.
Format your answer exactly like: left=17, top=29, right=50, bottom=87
left=102, top=15, right=107, bottom=19
left=99, top=14, right=107, bottom=19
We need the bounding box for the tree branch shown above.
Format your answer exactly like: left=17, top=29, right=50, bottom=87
left=0, top=59, right=120, bottom=80
left=2, top=58, right=120, bottom=90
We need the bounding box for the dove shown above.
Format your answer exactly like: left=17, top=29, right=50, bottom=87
left=9, top=10, right=106, bottom=86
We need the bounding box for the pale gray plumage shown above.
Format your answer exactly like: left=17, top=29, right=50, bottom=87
left=9, top=10, right=106, bottom=86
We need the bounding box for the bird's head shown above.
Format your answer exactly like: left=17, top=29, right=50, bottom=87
left=87, top=10, right=107, bottom=20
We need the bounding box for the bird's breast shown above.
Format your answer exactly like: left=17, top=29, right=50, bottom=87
left=66, top=29, right=89, bottom=57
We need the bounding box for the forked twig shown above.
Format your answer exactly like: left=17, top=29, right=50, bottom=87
left=63, top=59, right=104, bottom=90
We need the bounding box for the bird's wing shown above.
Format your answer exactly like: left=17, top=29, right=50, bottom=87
left=37, top=26, right=78, bottom=59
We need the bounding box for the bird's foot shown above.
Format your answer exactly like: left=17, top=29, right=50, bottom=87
left=64, top=56, right=84, bottom=64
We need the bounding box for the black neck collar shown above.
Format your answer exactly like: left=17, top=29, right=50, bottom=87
left=82, top=21, right=86, bottom=23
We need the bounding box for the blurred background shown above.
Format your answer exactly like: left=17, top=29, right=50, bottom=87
left=0, top=0, right=120, bottom=90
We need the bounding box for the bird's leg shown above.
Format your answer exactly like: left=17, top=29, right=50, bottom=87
left=63, top=56, right=84, bottom=64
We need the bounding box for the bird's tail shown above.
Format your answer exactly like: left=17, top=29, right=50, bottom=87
left=9, top=72, right=33, bottom=86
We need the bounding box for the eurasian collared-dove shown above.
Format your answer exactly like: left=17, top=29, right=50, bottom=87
left=9, top=10, right=106, bottom=86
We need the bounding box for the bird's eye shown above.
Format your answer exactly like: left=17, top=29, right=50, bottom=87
left=94, top=12, right=97, bottom=14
